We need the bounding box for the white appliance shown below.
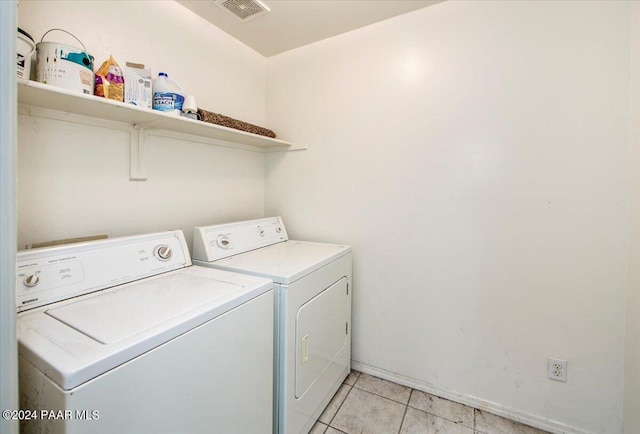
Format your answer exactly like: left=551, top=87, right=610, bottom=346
left=192, top=217, right=352, bottom=434
left=16, top=230, right=274, bottom=434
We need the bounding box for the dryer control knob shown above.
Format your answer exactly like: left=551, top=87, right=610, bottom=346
left=275, top=226, right=282, bottom=234
left=217, top=235, right=230, bottom=249
left=154, top=245, right=172, bottom=261
left=24, top=274, right=40, bottom=288
left=258, top=227, right=265, bottom=237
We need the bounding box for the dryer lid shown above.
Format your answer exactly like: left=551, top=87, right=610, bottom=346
left=196, top=240, right=351, bottom=284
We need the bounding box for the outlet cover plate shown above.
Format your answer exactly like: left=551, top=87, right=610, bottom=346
left=548, top=357, right=567, bottom=382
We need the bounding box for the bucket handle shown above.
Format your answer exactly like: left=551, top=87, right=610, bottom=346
left=17, top=31, right=36, bottom=57
left=40, top=28, right=88, bottom=53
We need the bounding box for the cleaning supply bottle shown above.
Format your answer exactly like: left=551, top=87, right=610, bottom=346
left=152, top=72, right=184, bottom=114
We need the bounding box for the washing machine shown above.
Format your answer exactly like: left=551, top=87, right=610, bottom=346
left=192, top=217, right=352, bottom=434
left=16, top=230, right=274, bottom=434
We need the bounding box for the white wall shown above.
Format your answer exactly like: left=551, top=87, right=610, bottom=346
left=266, top=2, right=631, bottom=433
left=624, top=4, right=640, bottom=433
left=17, top=1, right=269, bottom=249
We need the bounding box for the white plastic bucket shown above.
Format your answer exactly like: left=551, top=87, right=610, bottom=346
left=35, top=29, right=95, bottom=95
left=17, top=28, right=35, bottom=80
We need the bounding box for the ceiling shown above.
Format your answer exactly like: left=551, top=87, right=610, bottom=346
left=177, top=0, right=442, bottom=57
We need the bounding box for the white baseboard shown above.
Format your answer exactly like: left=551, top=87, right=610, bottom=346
left=351, top=361, right=596, bottom=434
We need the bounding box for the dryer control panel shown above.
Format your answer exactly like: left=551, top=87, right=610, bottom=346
left=16, top=230, right=190, bottom=312
left=193, top=216, right=288, bottom=262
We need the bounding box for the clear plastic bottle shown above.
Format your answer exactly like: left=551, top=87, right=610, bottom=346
left=152, top=72, right=184, bottom=114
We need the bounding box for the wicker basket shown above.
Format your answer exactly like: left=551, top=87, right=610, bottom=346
left=198, top=109, right=276, bottom=138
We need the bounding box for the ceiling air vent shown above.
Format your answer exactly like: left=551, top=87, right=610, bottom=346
left=215, top=0, right=271, bottom=22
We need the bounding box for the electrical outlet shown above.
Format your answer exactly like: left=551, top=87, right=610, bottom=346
left=548, top=357, right=567, bottom=382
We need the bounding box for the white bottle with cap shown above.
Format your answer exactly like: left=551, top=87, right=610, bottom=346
left=152, top=72, right=184, bottom=114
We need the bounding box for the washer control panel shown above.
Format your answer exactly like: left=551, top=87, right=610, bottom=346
left=16, top=230, right=190, bottom=312
left=193, top=216, right=288, bottom=262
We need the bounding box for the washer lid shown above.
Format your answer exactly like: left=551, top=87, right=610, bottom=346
left=17, top=266, right=272, bottom=390
left=46, top=271, right=243, bottom=344
left=195, top=240, right=351, bottom=284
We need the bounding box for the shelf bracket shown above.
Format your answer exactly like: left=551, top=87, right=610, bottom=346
left=130, top=121, right=158, bottom=181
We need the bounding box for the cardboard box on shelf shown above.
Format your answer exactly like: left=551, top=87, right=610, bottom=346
left=123, top=62, right=152, bottom=109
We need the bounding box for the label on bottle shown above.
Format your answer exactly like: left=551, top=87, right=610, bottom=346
left=153, top=92, right=184, bottom=112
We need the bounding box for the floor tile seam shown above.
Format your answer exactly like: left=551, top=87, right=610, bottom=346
left=410, top=389, right=478, bottom=419
left=473, top=409, right=487, bottom=434
left=315, top=422, right=329, bottom=434
left=473, top=407, right=477, bottom=430
left=351, top=384, right=411, bottom=406
left=396, top=401, right=410, bottom=434
left=347, top=370, right=362, bottom=386
left=345, top=374, right=543, bottom=434
left=344, top=374, right=357, bottom=387
left=329, top=387, right=407, bottom=433
left=405, top=403, right=474, bottom=430
left=326, top=384, right=354, bottom=428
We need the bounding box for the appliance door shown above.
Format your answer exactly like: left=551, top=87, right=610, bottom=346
left=295, top=277, right=348, bottom=398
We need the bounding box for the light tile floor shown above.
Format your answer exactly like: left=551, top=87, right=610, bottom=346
left=311, top=371, right=550, bottom=434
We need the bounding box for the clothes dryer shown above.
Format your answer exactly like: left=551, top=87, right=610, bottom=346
left=193, top=217, right=352, bottom=434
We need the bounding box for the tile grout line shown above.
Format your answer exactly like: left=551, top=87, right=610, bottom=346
left=341, top=372, right=545, bottom=434
left=405, top=404, right=475, bottom=430
left=326, top=381, right=356, bottom=429
left=396, top=389, right=413, bottom=434
left=339, top=372, right=479, bottom=433
left=402, top=386, right=476, bottom=430
left=474, top=407, right=476, bottom=431
left=335, top=384, right=353, bottom=423
left=354, top=372, right=476, bottom=432
left=351, top=384, right=413, bottom=407
left=351, top=382, right=412, bottom=406
left=320, top=370, right=361, bottom=431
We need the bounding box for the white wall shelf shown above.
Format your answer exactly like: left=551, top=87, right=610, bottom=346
left=17, top=79, right=305, bottom=180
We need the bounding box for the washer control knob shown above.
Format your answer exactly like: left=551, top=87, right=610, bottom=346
left=154, top=245, right=172, bottom=261
left=257, top=227, right=265, bottom=237
left=24, top=274, right=40, bottom=288
left=275, top=226, right=282, bottom=234
left=217, top=235, right=230, bottom=249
